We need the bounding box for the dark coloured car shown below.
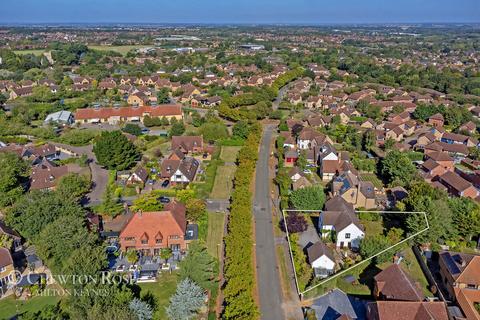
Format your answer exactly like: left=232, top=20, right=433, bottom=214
left=158, top=196, right=170, bottom=204
left=161, top=180, right=170, bottom=188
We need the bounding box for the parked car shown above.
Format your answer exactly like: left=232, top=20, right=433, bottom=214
left=161, top=180, right=170, bottom=188
left=158, top=196, right=170, bottom=204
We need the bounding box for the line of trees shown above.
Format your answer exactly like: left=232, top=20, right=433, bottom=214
left=218, top=67, right=304, bottom=121
left=222, top=122, right=262, bottom=319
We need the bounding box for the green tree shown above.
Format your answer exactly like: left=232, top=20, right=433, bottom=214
left=232, top=121, right=250, bottom=140
left=359, top=234, right=393, bottom=264
left=169, top=122, right=186, bottom=137
left=93, top=131, right=140, bottom=170
left=122, top=123, right=142, bottom=136
left=362, top=130, right=375, bottom=151
left=131, top=192, right=163, bottom=212
left=290, top=185, right=325, bottom=210
left=156, top=87, right=171, bottom=104
left=57, top=173, right=91, bottom=201
left=166, top=278, right=207, bottom=320
left=129, top=298, right=153, bottom=320
left=160, top=248, right=173, bottom=264
left=185, top=198, right=206, bottom=221
left=179, top=242, right=217, bottom=290
left=381, top=150, right=416, bottom=186
left=199, top=122, right=229, bottom=141
left=35, top=215, right=99, bottom=273
left=6, top=191, right=84, bottom=239
left=0, top=152, right=29, bottom=207
left=296, top=151, right=308, bottom=170
left=448, top=197, right=480, bottom=240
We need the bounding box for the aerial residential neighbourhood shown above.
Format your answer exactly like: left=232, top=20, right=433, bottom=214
left=0, top=1, right=479, bottom=320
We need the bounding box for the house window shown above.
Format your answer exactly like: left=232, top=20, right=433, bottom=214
left=169, top=235, right=180, bottom=240
left=124, top=237, right=135, bottom=241
left=467, top=284, right=476, bottom=289
left=176, top=175, right=182, bottom=179
left=0, top=267, right=5, bottom=273
left=141, top=240, right=148, bottom=245
left=156, top=239, right=162, bottom=244
left=345, top=233, right=351, bottom=239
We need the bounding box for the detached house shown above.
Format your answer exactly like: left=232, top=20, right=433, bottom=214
left=320, top=197, right=365, bottom=249
left=374, top=264, right=425, bottom=301
left=171, top=136, right=204, bottom=154
left=307, top=241, right=335, bottom=278
left=332, top=172, right=376, bottom=209
left=0, top=248, right=16, bottom=291
left=161, top=155, right=199, bottom=185
left=119, top=201, right=188, bottom=255
left=439, top=252, right=480, bottom=299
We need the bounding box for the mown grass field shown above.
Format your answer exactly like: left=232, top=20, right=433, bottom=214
left=210, top=165, right=236, bottom=199
left=219, top=146, right=241, bottom=163
left=14, top=45, right=148, bottom=57
left=206, top=211, right=225, bottom=260
left=0, top=289, right=60, bottom=319
left=88, top=45, right=148, bottom=55
left=359, top=172, right=384, bottom=189
left=13, top=49, right=46, bottom=55
left=138, top=273, right=178, bottom=320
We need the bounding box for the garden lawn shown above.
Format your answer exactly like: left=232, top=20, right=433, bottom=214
left=0, top=291, right=60, bottom=319
left=138, top=273, right=178, bottom=320
left=220, top=146, right=241, bottom=163
left=206, top=211, right=225, bottom=260
left=210, top=166, right=236, bottom=199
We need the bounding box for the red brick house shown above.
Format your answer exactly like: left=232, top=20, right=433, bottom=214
left=171, top=136, right=204, bottom=154
left=428, top=113, right=444, bottom=128
left=119, top=201, right=187, bottom=255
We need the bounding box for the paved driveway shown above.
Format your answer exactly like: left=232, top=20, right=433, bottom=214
left=52, top=142, right=109, bottom=205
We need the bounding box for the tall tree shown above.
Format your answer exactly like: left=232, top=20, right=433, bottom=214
left=0, top=152, right=29, bottom=207
left=380, top=150, right=416, bottom=186
left=290, top=185, right=326, bottom=211
left=166, top=278, right=207, bottom=320
left=93, top=131, right=140, bottom=170
left=179, top=242, right=217, bottom=290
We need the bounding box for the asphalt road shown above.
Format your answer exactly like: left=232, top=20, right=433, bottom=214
left=253, top=125, right=285, bottom=320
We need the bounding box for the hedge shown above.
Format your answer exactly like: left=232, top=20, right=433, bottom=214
left=222, top=122, right=262, bottom=319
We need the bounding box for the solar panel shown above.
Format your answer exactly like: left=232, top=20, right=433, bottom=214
left=443, top=253, right=461, bottom=275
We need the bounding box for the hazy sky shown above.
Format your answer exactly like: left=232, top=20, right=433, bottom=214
left=0, top=0, right=479, bottom=24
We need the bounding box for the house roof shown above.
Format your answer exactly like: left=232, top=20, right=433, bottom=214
left=439, top=171, right=474, bottom=193
left=429, top=113, right=444, bottom=121
left=171, top=136, right=203, bottom=152
left=374, top=264, right=425, bottom=301
left=0, top=221, right=21, bottom=240
left=324, top=196, right=355, bottom=213
left=120, top=201, right=186, bottom=239
left=131, top=167, right=148, bottom=182
left=307, top=241, right=334, bottom=264
left=0, top=247, right=13, bottom=268
left=454, top=287, right=480, bottom=320
left=311, top=289, right=359, bottom=320
left=74, top=104, right=182, bottom=120
left=439, top=252, right=480, bottom=284
left=421, top=159, right=441, bottom=173
left=368, top=301, right=448, bottom=320
left=426, top=151, right=453, bottom=162
left=30, top=162, right=69, bottom=190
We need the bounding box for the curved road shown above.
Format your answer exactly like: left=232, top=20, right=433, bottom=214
left=254, top=125, right=285, bottom=320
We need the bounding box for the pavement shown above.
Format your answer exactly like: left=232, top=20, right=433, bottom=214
left=253, top=124, right=285, bottom=320
left=206, top=199, right=230, bottom=212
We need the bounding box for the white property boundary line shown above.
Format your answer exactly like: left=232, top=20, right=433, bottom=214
left=281, top=209, right=429, bottom=297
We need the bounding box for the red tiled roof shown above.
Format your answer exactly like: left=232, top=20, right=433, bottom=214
left=75, top=105, right=182, bottom=120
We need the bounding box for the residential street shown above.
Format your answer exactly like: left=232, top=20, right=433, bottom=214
left=253, top=125, right=285, bottom=320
